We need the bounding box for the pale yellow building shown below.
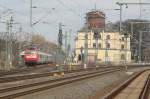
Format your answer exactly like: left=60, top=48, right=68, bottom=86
left=75, top=28, right=131, bottom=64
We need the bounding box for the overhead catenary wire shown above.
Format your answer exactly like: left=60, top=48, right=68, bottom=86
left=68, top=0, right=82, bottom=9
left=32, top=8, right=55, bottom=26
left=0, top=4, right=28, bottom=17
left=56, top=0, right=82, bottom=17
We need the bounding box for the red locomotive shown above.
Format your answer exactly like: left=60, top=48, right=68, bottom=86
left=23, top=48, right=54, bottom=66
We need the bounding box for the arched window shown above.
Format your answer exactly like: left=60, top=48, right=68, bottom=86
left=93, top=43, right=96, bottom=48
left=98, top=43, right=101, bottom=48
left=121, top=37, right=124, bottom=41
left=121, top=54, right=125, bottom=60
left=106, top=43, right=110, bottom=48
left=98, top=34, right=101, bottom=39
left=121, top=45, right=124, bottom=50
left=93, top=32, right=101, bottom=39
left=106, top=35, right=110, bottom=40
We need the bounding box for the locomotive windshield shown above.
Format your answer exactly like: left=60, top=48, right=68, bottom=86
left=25, top=51, right=36, bottom=54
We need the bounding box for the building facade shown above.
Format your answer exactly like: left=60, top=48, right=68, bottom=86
left=75, top=29, right=131, bottom=64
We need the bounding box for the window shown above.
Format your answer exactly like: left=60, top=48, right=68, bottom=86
left=121, top=37, right=124, bottom=41
left=121, top=54, right=125, bottom=60
left=85, top=34, right=88, bottom=39
left=75, top=37, right=78, bottom=40
left=98, top=34, right=101, bottom=39
left=98, top=43, right=101, bottom=48
left=106, top=43, right=110, bottom=48
left=121, top=45, right=124, bottom=50
left=93, top=43, right=96, bottom=48
left=93, top=32, right=101, bottom=39
left=106, top=35, right=110, bottom=40
left=78, top=54, right=84, bottom=61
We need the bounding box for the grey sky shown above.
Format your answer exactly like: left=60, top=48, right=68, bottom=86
left=0, top=0, right=150, bottom=46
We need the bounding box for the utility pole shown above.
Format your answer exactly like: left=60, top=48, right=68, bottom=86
left=95, top=37, right=98, bottom=65
left=58, top=23, right=63, bottom=49
left=30, top=0, right=37, bottom=45
left=139, top=31, right=142, bottom=63
left=80, top=46, right=83, bottom=64
left=64, top=31, right=68, bottom=66
left=84, top=16, right=88, bottom=67
left=123, top=32, right=128, bottom=70
left=30, top=0, right=33, bottom=28
left=67, top=29, right=71, bottom=57
left=116, top=2, right=123, bottom=32
left=105, top=32, right=108, bottom=65
left=94, top=31, right=99, bottom=65
left=139, top=0, right=142, bottom=19
left=57, top=22, right=65, bottom=66
left=84, top=33, right=88, bottom=66
left=5, top=16, right=13, bottom=70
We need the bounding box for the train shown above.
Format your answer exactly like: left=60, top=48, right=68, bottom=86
left=21, top=48, right=65, bottom=66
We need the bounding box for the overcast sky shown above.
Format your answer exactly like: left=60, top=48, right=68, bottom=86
left=0, top=0, right=150, bottom=47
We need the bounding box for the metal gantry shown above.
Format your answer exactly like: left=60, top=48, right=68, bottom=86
left=130, top=22, right=150, bottom=62
left=4, top=16, right=14, bottom=70
left=116, top=2, right=150, bottom=33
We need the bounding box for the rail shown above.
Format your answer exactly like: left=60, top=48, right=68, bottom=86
left=139, top=74, right=150, bottom=99
left=0, top=66, right=124, bottom=83
left=0, top=68, right=124, bottom=98
left=103, top=69, right=150, bottom=99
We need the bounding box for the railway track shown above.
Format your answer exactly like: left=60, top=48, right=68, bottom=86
left=0, top=64, right=149, bottom=77
left=0, top=64, right=56, bottom=77
left=0, top=67, right=124, bottom=99
left=0, top=64, right=116, bottom=77
left=0, top=66, right=124, bottom=83
left=103, top=69, right=150, bottom=99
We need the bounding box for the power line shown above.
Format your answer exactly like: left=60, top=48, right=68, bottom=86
left=0, top=4, right=28, bottom=17
left=32, top=8, right=55, bottom=26
left=69, top=0, right=82, bottom=9
left=56, top=0, right=82, bottom=17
